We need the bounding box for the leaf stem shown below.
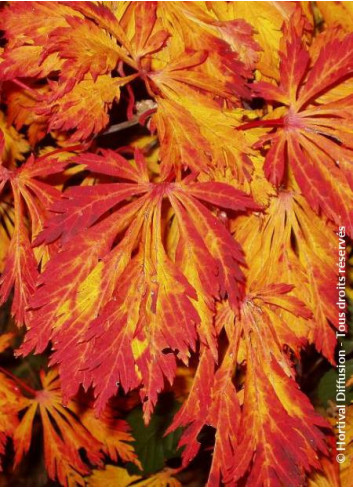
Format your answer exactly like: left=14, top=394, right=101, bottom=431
left=101, top=118, right=140, bottom=136
left=12, top=78, right=39, bottom=98
left=0, top=365, right=37, bottom=397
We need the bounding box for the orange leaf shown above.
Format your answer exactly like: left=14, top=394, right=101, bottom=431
left=25, top=150, right=256, bottom=420
left=13, top=370, right=139, bottom=486
left=247, top=11, right=353, bottom=235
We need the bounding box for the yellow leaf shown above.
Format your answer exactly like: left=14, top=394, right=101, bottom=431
left=87, top=466, right=140, bottom=487
left=86, top=466, right=181, bottom=488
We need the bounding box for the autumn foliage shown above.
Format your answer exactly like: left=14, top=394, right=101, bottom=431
left=0, top=1, right=353, bottom=487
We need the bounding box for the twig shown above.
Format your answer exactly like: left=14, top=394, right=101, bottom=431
left=101, top=118, right=140, bottom=136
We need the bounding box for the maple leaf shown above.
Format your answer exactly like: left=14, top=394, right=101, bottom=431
left=153, top=2, right=253, bottom=100
left=0, top=1, right=172, bottom=143
left=165, top=2, right=260, bottom=72
left=23, top=149, right=256, bottom=421
left=151, top=93, right=258, bottom=181
left=241, top=10, right=353, bottom=236
left=228, top=284, right=328, bottom=487
left=169, top=283, right=329, bottom=486
left=0, top=0, right=255, bottom=147
left=86, top=466, right=140, bottom=487
left=0, top=2, right=81, bottom=80
left=143, top=38, right=251, bottom=180
left=151, top=97, right=212, bottom=179
left=0, top=149, right=79, bottom=324
left=13, top=369, right=139, bottom=486
left=40, top=16, right=133, bottom=91
left=233, top=190, right=338, bottom=363
left=0, top=2, right=139, bottom=142
left=36, top=74, right=136, bottom=142
left=167, top=283, right=330, bottom=486
left=148, top=48, right=240, bottom=101
left=115, top=2, right=258, bottom=179
left=86, top=465, right=181, bottom=487
left=114, top=1, right=170, bottom=64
